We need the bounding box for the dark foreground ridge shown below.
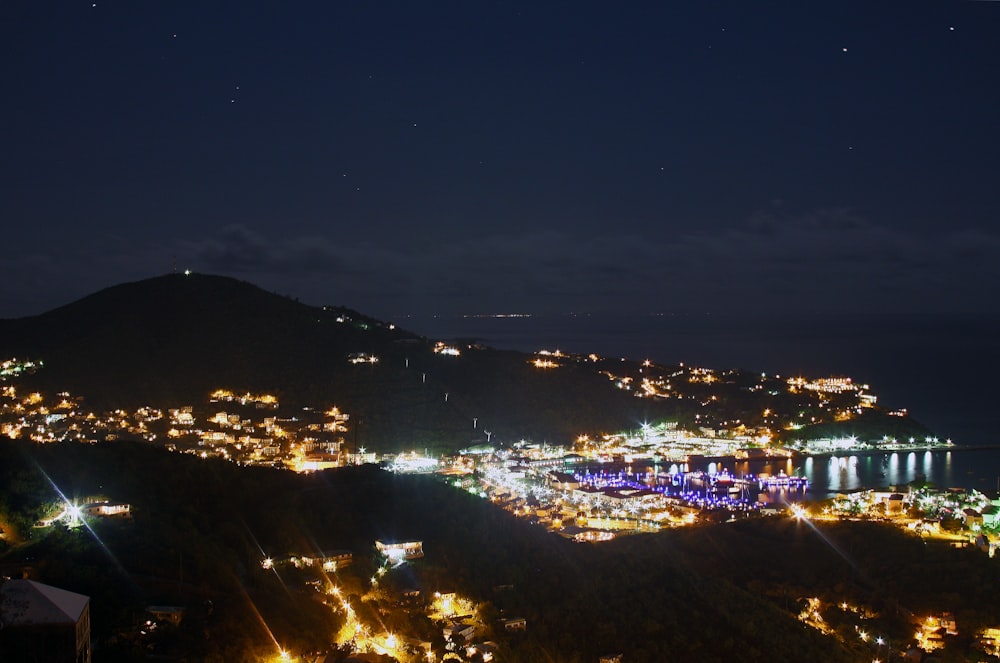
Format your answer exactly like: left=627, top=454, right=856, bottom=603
left=4, top=440, right=998, bottom=662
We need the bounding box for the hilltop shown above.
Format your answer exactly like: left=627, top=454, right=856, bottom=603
left=0, top=274, right=659, bottom=450
left=0, top=273, right=932, bottom=452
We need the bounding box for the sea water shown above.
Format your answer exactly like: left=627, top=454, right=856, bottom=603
left=402, top=311, right=1000, bottom=493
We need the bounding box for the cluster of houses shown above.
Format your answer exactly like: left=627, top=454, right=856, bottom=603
left=0, top=378, right=359, bottom=473
left=827, top=485, right=1000, bottom=556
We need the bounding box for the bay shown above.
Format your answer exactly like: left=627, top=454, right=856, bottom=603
left=725, top=449, right=1000, bottom=498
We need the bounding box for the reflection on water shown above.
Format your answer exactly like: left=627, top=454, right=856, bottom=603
left=794, top=451, right=947, bottom=495
left=689, top=449, right=995, bottom=497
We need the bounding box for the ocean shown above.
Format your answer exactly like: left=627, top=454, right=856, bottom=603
left=401, top=312, right=1000, bottom=492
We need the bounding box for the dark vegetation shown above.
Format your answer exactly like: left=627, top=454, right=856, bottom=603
left=795, top=409, right=934, bottom=444
left=3, top=440, right=999, bottom=662
left=0, top=273, right=931, bottom=453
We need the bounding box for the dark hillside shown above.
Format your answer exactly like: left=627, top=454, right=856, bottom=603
left=5, top=441, right=997, bottom=661
left=0, top=274, right=672, bottom=450
left=0, top=273, right=415, bottom=407
left=0, top=440, right=861, bottom=662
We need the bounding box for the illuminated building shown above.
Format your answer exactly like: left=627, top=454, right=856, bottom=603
left=375, top=539, right=424, bottom=563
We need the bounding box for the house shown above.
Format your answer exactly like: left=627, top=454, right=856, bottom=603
left=918, top=613, right=959, bottom=651
left=463, top=641, right=498, bottom=661
left=443, top=620, right=476, bottom=643
left=500, top=617, right=527, bottom=631
left=982, top=505, right=1000, bottom=529
left=0, top=579, right=91, bottom=663
left=146, top=605, right=185, bottom=626
left=963, top=508, right=983, bottom=529
left=81, top=502, right=131, bottom=518
left=547, top=471, right=580, bottom=491
left=375, top=540, right=423, bottom=563
left=397, top=588, right=422, bottom=604
left=978, top=626, right=1000, bottom=657
left=320, top=550, right=353, bottom=571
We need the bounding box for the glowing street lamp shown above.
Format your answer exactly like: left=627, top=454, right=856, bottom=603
left=67, top=503, right=83, bottom=526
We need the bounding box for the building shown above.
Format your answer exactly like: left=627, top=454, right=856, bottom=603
left=375, top=540, right=424, bottom=563
left=146, top=605, right=185, bottom=626
left=963, top=508, right=983, bottom=530
left=81, top=502, right=131, bottom=518
left=443, top=619, right=476, bottom=643
left=320, top=550, right=353, bottom=571
left=983, top=505, right=1000, bottom=529
left=0, top=579, right=91, bottom=663
left=978, top=626, right=1000, bottom=657
left=500, top=617, right=527, bottom=631
left=547, top=471, right=580, bottom=491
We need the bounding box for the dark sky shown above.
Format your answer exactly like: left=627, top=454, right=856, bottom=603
left=3, top=1, right=999, bottom=319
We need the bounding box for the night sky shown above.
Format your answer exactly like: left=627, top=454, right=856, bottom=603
left=3, top=1, right=999, bottom=319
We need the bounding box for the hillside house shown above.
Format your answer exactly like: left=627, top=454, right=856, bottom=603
left=81, top=502, right=131, bottom=518
left=375, top=539, right=424, bottom=563
left=443, top=620, right=476, bottom=643
left=963, top=508, right=983, bottom=529
left=500, top=617, right=527, bottom=631
left=146, top=605, right=185, bottom=626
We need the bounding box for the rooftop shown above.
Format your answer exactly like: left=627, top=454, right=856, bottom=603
left=0, top=579, right=89, bottom=626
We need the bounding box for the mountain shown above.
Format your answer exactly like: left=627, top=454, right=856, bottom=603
left=0, top=273, right=664, bottom=451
